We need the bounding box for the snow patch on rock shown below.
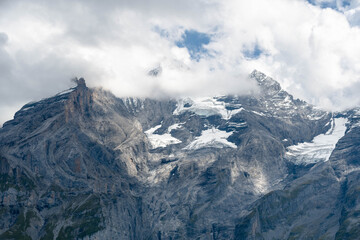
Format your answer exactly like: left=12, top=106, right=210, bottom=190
left=56, top=88, right=76, bottom=96
left=252, top=111, right=266, bottom=116
left=184, top=127, right=236, bottom=150
left=145, top=124, right=181, bottom=149
left=286, top=117, right=348, bottom=165
left=168, top=123, right=182, bottom=132
left=174, top=97, right=243, bottom=120
left=20, top=105, right=35, bottom=112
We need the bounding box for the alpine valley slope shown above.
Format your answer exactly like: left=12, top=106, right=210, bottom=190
left=0, top=71, right=359, bottom=239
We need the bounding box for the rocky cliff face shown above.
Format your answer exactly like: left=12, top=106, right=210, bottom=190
left=233, top=108, right=360, bottom=240
left=0, top=71, right=357, bottom=239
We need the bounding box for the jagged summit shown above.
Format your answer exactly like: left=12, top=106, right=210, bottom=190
left=72, top=77, right=87, bottom=88
left=148, top=66, right=162, bottom=77
left=251, top=69, right=279, bottom=85
left=77, top=77, right=86, bottom=88
left=250, top=69, right=281, bottom=96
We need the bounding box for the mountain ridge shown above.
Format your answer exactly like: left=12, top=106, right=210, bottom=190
left=1, top=70, right=359, bottom=239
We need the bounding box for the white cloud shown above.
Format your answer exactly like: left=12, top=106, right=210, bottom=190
left=1, top=0, right=360, bottom=125
left=210, top=0, right=360, bottom=110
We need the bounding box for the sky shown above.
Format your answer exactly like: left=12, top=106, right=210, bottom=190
left=1, top=0, right=360, bottom=125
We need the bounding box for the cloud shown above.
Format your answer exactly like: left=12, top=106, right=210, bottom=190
left=1, top=0, right=360, bottom=125
left=305, top=0, right=360, bottom=26
left=209, top=0, right=360, bottom=110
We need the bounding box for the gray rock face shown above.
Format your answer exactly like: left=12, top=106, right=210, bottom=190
left=232, top=113, right=360, bottom=239
left=0, top=70, right=358, bottom=239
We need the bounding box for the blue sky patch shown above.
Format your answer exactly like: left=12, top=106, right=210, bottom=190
left=243, top=44, right=263, bottom=60
left=153, top=26, right=169, bottom=38
left=305, top=0, right=351, bottom=10
left=341, top=0, right=351, bottom=8
left=306, top=0, right=337, bottom=9
left=176, top=30, right=211, bottom=60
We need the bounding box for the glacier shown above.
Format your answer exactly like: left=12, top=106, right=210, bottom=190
left=286, top=117, right=348, bottom=165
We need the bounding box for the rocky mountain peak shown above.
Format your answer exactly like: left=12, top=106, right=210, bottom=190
left=250, top=69, right=281, bottom=97
left=63, top=78, right=92, bottom=122
left=71, top=76, right=87, bottom=89
left=77, top=77, right=86, bottom=87
left=148, top=66, right=162, bottom=77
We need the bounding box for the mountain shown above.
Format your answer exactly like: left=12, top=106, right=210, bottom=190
left=0, top=71, right=359, bottom=239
